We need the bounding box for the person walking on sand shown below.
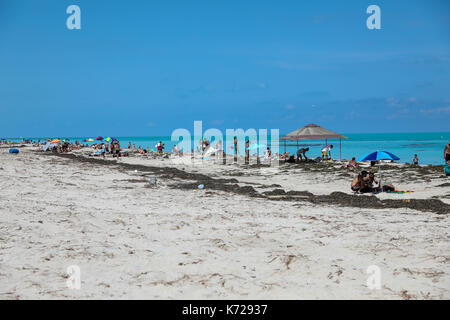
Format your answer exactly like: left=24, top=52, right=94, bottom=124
left=321, top=144, right=333, bottom=161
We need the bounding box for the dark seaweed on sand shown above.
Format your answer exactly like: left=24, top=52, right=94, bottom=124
left=42, top=152, right=450, bottom=215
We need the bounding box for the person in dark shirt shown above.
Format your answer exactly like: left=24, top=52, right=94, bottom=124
left=296, top=147, right=310, bottom=161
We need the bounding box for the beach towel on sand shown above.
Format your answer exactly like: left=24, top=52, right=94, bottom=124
left=391, top=189, right=414, bottom=194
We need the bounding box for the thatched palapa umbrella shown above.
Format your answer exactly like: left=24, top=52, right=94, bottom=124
left=280, top=123, right=349, bottom=160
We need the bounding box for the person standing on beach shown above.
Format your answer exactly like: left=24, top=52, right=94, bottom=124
left=245, top=139, right=250, bottom=164
left=216, top=140, right=223, bottom=160
left=204, top=138, right=210, bottom=151
left=265, top=147, right=272, bottom=159
left=444, top=142, right=450, bottom=163
left=114, top=141, right=121, bottom=158
left=156, top=141, right=164, bottom=153
left=321, top=144, right=333, bottom=161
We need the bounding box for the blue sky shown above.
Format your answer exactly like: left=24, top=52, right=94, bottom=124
left=0, top=0, right=449, bottom=137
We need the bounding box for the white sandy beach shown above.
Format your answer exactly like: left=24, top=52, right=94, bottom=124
left=0, top=146, right=449, bottom=299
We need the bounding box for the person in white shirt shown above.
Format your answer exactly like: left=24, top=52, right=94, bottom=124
left=321, top=144, right=333, bottom=161
left=172, top=144, right=179, bottom=155
left=264, top=147, right=272, bottom=160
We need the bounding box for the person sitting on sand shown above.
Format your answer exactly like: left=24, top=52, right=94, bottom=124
left=284, top=153, right=295, bottom=163
left=297, top=147, right=309, bottom=161
left=344, top=157, right=359, bottom=169
left=412, top=154, right=419, bottom=165
left=351, top=170, right=368, bottom=192
left=360, top=172, right=379, bottom=193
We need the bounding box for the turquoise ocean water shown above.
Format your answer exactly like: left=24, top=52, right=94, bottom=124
left=4, top=132, right=450, bottom=165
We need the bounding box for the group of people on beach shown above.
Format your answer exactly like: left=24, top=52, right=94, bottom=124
left=9, top=137, right=450, bottom=171
left=95, top=141, right=122, bottom=158
left=281, top=144, right=334, bottom=163
left=350, top=170, right=396, bottom=194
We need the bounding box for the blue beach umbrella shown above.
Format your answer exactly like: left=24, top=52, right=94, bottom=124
left=358, top=151, right=400, bottom=181
left=357, top=151, right=400, bottom=162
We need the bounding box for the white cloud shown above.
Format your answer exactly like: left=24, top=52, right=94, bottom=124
left=420, top=106, right=450, bottom=114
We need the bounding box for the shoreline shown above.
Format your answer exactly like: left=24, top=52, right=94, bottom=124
left=1, top=146, right=449, bottom=299
left=42, top=151, right=450, bottom=215
left=2, top=132, right=449, bottom=166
